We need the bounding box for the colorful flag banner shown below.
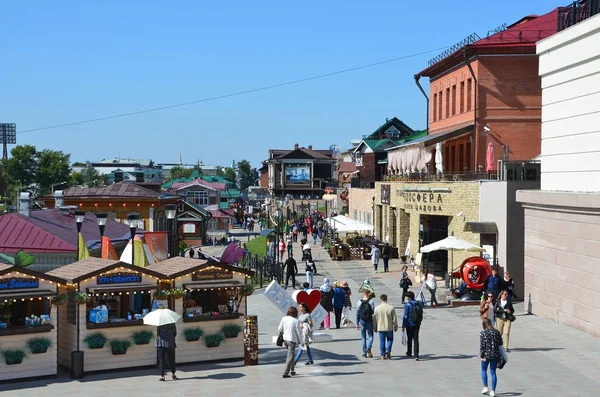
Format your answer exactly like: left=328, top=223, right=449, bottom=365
left=101, top=236, right=119, bottom=260
left=78, top=233, right=90, bottom=261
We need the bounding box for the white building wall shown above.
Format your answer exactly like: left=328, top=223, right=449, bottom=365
left=537, top=14, right=600, bottom=192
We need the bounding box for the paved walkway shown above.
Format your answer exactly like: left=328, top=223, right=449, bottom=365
left=2, top=243, right=600, bottom=396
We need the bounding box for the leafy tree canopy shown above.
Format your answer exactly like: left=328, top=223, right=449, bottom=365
left=168, top=165, right=194, bottom=181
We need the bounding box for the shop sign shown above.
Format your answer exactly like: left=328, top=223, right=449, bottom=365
left=0, top=277, right=39, bottom=290
left=97, top=272, right=142, bottom=285
left=192, top=269, right=233, bottom=281
left=403, top=192, right=444, bottom=212
left=264, top=280, right=297, bottom=314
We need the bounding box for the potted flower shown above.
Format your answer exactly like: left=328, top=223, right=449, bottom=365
left=84, top=332, right=108, bottom=349
left=170, top=288, right=184, bottom=299
left=131, top=330, right=154, bottom=345
left=183, top=327, right=204, bottom=342
left=52, top=293, right=67, bottom=306
left=204, top=333, right=225, bottom=348
left=239, top=285, right=254, bottom=297
left=74, top=292, right=89, bottom=304
left=154, top=290, right=171, bottom=299
left=27, top=337, right=53, bottom=354
left=2, top=349, right=26, bottom=365
left=109, top=339, right=132, bottom=355
left=221, top=324, right=243, bottom=339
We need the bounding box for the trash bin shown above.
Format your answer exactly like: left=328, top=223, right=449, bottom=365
left=71, top=350, right=84, bottom=379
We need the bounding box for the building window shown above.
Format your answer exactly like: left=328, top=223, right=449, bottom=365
left=467, top=79, right=472, bottom=111
left=450, top=145, right=456, bottom=173
left=438, top=91, right=442, bottom=121
left=459, top=143, right=464, bottom=172
left=367, top=212, right=371, bottom=224
left=451, top=85, right=457, bottom=116
left=208, top=219, right=217, bottom=232
left=466, top=141, right=472, bottom=171
left=355, top=152, right=363, bottom=167
left=353, top=209, right=357, bottom=220
left=460, top=81, right=465, bottom=113
left=433, top=93, right=437, bottom=122
left=187, top=190, right=208, bottom=206
left=445, top=146, right=450, bottom=172
left=445, top=88, right=450, bottom=118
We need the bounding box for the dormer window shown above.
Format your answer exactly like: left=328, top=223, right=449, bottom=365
left=355, top=152, right=363, bottom=167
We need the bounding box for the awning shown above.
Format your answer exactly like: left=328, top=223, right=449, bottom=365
left=378, top=158, right=388, bottom=165
left=387, top=124, right=474, bottom=151
left=0, top=289, right=56, bottom=300
left=87, top=284, right=158, bottom=294
left=183, top=282, right=247, bottom=290
left=464, top=222, right=498, bottom=234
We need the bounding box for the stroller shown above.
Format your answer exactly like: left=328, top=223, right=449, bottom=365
left=302, top=248, right=317, bottom=274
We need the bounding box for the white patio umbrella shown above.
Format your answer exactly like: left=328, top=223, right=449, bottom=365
left=420, top=236, right=486, bottom=289
left=435, top=142, right=443, bottom=174
left=143, top=308, right=182, bottom=326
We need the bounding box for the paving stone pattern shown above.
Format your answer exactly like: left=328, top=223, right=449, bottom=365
left=2, top=238, right=599, bottom=396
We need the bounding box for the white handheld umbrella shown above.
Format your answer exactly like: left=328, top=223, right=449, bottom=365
left=143, top=308, right=182, bottom=326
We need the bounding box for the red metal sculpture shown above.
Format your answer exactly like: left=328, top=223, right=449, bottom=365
left=457, top=256, right=492, bottom=290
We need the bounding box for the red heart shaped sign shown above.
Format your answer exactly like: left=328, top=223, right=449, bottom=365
left=294, top=290, right=322, bottom=311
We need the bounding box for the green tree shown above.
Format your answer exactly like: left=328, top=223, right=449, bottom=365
left=168, top=165, right=194, bottom=181
left=69, top=164, right=107, bottom=187
left=1, top=145, right=38, bottom=188
left=37, top=149, right=72, bottom=194
left=218, top=167, right=237, bottom=183
left=237, top=160, right=255, bottom=191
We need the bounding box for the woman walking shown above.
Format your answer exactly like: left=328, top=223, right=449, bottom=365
left=332, top=281, right=346, bottom=329
left=424, top=269, right=438, bottom=306
left=278, top=306, right=303, bottom=378
left=341, top=280, right=352, bottom=327
left=480, top=292, right=496, bottom=326
left=399, top=265, right=411, bottom=303
left=156, top=322, right=178, bottom=381
left=494, top=289, right=515, bottom=352
left=480, top=317, right=503, bottom=396
left=319, top=278, right=334, bottom=329
left=500, top=272, right=516, bottom=302
left=294, top=302, right=314, bottom=365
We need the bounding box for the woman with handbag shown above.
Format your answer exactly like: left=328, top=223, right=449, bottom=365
left=480, top=317, right=503, bottom=396
left=155, top=322, right=178, bottom=382
left=399, top=265, right=412, bottom=303
left=424, top=269, right=438, bottom=306
left=294, top=302, right=314, bottom=365
left=278, top=306, right=303, bottom=378
left=494, top=290, right=515, bottom=352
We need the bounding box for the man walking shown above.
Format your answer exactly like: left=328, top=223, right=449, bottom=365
left=355, top=289, right=375, bottom=358
left=373, top=294, right=398, bottom=359
left=402, top=291, right=423, bottom=361
left=283, top=255, right=298, bottom=290
left=371, top=245, right=381, bottom=273
left=381, top=242, right=391, bottom=272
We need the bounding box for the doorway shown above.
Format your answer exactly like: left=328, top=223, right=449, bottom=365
left=420, top=215, right=449, bottom=278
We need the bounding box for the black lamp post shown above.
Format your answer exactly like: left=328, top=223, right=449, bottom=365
left=96, top=213, right=107, bottom=253
left=75, top=210, right=85, bottom=261
left=127, top=213, right=140, bottom=265
left=164, top=204, right=177, bottom=258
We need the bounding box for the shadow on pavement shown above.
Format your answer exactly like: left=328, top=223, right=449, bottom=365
left=508, top=347, right=564, bottom=352
left=495, top=393, right=523, bottom=396
left=179, top=372, right=246, bottom=381
left=313, top=371, right=364, bottom=376
left=416, top=353, right=477, bottom=361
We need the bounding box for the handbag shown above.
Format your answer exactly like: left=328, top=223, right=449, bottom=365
left=497, top=346, right=508, bottom=369
left=506, top=313, right=516, bottom=322
left=401, top=330, right=407, bottom=346
left=276, top=332, right=284, bottom=347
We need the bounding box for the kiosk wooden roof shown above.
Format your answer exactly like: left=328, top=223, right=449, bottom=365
left=46, top=257, right=165, bottom=283
left=145, top=256, right=254, bottom=279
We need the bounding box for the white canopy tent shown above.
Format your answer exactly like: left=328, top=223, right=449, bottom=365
left=325, top=215, right=373, bottom=234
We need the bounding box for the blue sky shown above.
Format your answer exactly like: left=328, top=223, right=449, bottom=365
left=1, top=0, right=560, bottom=169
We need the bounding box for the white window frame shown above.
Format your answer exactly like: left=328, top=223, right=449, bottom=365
left=187, top=190, right=208, bottom=206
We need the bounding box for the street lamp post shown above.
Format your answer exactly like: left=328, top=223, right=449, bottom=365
left=127, top=213, right=140, bottom=265
left=96, top=213, right=107, bottom=254
left=75, top=211, right=85, bottom=261
left=165, top=204, right=177, bottom=258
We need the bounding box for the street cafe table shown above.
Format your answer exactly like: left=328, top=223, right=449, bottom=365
left=145, top=257, right=254, bottom=364
left=46, top=258, right=164, bottom=374
left=0, top=264, right=64, bottom=381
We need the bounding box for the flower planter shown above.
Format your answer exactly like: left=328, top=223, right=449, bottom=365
left=109, top=339, right=131, bottom=355
left=30, top=346, right=49, bottom=354
left=111, top=348, right=128, bottom=355
left=185, top=336, right=201, bottom=342
left=5, top=358, right=23, bottom=365
left=88, top=344, right=105, bottom=350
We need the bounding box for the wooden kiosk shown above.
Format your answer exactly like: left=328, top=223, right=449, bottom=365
left=0, top=264, right=64, bottom=381
left=145, top=257, right=254, bottom=364
left=47, top=258, right=165, bottom=374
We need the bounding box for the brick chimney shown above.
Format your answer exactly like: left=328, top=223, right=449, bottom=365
left=54, top=190, right=64, bottom=207
left=114, top=170, right=123, bottom=183
left=294, top=143, right=299, bottom=150
left=19, top=192, right=31, bottom=217
left=308, top=145, right=313, bottom=151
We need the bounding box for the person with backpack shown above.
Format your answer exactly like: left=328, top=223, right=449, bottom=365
left=305, top=261, right=314, bottom=289
left=355, top=289, right=375, bottom=358
left=402, top=291, right=423, bottom=361
left=399, top=265, right=412, bottom=303
left=332, top=281, right=346, bottom=329
left=480, top=317, right=503, bottom=396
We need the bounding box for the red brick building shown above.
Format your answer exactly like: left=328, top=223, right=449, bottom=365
left=405, top=9, right=559, bottom=173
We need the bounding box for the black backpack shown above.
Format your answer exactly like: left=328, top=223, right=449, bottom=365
left=358, top=299, right=373, bottom=322
left=409, top=301, right=423, bottom=325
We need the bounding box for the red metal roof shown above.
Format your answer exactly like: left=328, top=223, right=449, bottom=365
left=0, top=213, right=77, bottom=253
left=64, top=181, right=162, bottom=199
left=418, top=8, right=559, bottom=77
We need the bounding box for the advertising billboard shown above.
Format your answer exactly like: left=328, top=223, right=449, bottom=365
left=285, top=166, right=310, bottom=185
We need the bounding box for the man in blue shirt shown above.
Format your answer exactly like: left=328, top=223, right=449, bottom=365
left=402, top=291, right=422, bottom=361
left=356, top=289, right=375, bottom=358
left=485, top=268, right=500, bottom=299
left=332, top=281, right=346, bottom=329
